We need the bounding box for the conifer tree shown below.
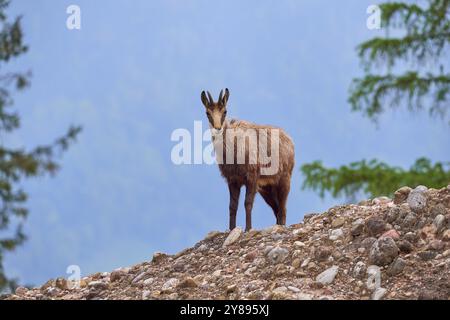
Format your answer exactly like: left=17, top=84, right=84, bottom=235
left=301, top=0, right=450, bottom=200
left=0, top=0, right=81, bottom=292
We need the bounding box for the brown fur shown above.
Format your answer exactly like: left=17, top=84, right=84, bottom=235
left=201, top=89, right=295, bottom=231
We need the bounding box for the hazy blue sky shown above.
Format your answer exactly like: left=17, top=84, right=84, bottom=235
left=4, top=0, right=449, bottom=286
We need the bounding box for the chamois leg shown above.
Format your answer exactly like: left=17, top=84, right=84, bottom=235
left=277, top=177, right=291, bottom=225
left=244, top=183, right=257, bottom=231
left=259, top=185, right=279, bottom=222
left=228, top=182, right=241, bottom=230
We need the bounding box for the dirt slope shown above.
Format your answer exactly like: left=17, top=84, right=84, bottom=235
left=5, top=185, right=450, bottom=300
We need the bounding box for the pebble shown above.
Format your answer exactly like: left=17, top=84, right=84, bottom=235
left=294, top=241, right=306, bottom=247
left=366, top=217, right=386, bottom=236
left=417, top=251, right=437, bottom=261
left=301, top=258, right=311, bottom=268
left=387, top=258, right=406, bottom=276
left=366, top=265, right=381, bottom=291
left=372, top=287, right=387, bottom=300
left=394, top=186, right=411, bottom=204
left=315, top=266, right=339, bottom=285
left=397, top=240, right=414, bottom=253
left=292, top=258, right=301, bottom=268
left=142, top=290, right=151, bottom=299
left=223, top=227, right=243, bottom=247
left=353, top=261, right=366, bottom=278
left=162, top=278, right=179, bottom=291
left=287, top=286, right=301, bottom=293
left=351, top=218, right=364, bottom=236
left=15, top=287, right=28, bottom=296
left=88, top=281, right=109, bottom=291
left=296, top=293, right=314, bottom=300
left=433, top=215, right=445, bottom=232
left=369, top=237, right=399, bottom=266
left=267, top=247, right=289, bottom=264
left=380, top=229, right=400, bottom=240
left=407, top=185, right=428, bottom=212
left=331, top=217, right=345, bottom=228
left=329, top=228, right=344, bottom=241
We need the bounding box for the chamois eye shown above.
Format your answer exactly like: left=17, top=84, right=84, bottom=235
left=224, top=111, right=227, bottom=115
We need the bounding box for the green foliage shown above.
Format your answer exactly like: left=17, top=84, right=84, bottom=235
left=302, top=0, right=450, bottom=202
left=349, top=71, right=450, bottom=119
left=350, top=0, right=450, bottom=122
left=0, top=0, right=81, bottom=292
left=301, top=158, right=450, bottom=199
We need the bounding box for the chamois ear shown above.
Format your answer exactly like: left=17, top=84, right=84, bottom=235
left=201, top=91, right=210, bottom=108
left=221, top=88, right=230, bottom=106
left=218, top=89, right=223, bottom=104
left=207, top=91, right=214, bottom=105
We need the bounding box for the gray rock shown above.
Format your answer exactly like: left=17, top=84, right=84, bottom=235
left=223, top=227, right=243, bottom=247
left=142, top=290, right=151, bottom=299
left=315, top=266, right=339, bottom=285
left=301, top=258, right=311, bottom=268
left=385, top=207, right=400, bottom=223
left=267, top=247, right=289, bottom=264
left=369, top=237, right=399, bottom=266
left=287, top=286, right=301, bottom=293
left=404, top=232, right=418, bottom=243
left=15, top=287, right=28, bottom=296
left=353, top=261, right=366, bottom=278
left=173, top=260, right=185, bottom=272
left=366, top=217, right=386, bottom=236
left=88, top=280, right=109, bottom=291
left=387, top=257, right=406, bottom=276
left=132, top=272, right=148, bottom=284
left=402, top=212, right=417, bottom=228
left=397, top=240, right=414, bottom=253
left=296, top=293, right=314, bottom=300
left=417, top=251, right=437, bottom=261
left=407, top=185, right=428, bottom=212
left=351, top=218, right=365, bottom=236
left=329, top=228, right=344, bottom=241
left=162, top=278, right=179, bottom=291
left=372, top=287, right=387, bottom=300
left=433, top=214, right=446, bottom=232
left=366, top=265, right=381, bottom=291
left=361, top=237, right=377, bottom=250
left=372, top=196, right=391, bottom=205
left=315, top=246, right=332, bottom=262
left=416, top=217, right=427, bottom=229
left=263, top=246, right=274, bottom=255
left=430, top=204, right=447, bottom=218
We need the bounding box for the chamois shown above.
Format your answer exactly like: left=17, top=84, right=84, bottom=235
left=201, top=88, right=295, bottom=231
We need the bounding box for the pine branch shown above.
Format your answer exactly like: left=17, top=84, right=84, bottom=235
left=358, top=32, right=450, bottom=68
left=349, top=71, right=450, bottom=121
left=301, top=158, right=450, bottom=200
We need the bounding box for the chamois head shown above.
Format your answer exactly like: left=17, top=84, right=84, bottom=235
left=201, top=88, right=230, bottom=132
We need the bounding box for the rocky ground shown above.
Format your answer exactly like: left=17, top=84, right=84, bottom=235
left=4, top=185, right=450, bottom=300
